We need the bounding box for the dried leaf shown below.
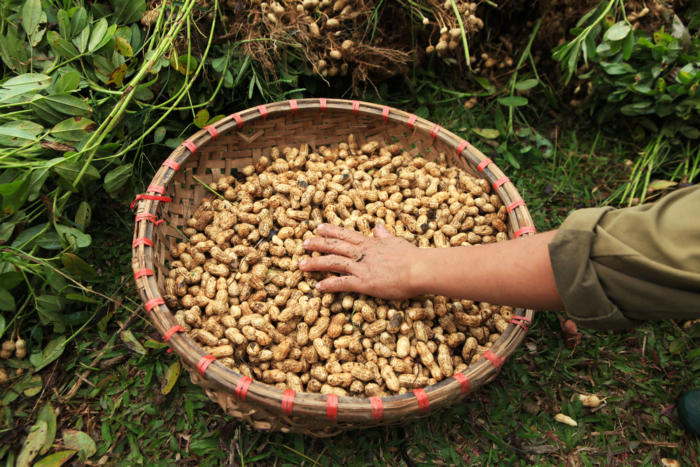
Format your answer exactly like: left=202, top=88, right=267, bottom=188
left=120, top=330, right=146, bottom=355
left=161, top=361, right=180, bottom=395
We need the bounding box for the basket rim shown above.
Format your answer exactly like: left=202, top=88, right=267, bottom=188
left=131, top=98, right=537, bottom=426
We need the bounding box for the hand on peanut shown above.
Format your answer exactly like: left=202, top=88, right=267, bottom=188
left=299, top=223, right=421, bottom=300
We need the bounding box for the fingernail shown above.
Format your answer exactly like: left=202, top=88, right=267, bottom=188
left=315, top=282, right=323, bottom=291
left=318, top=223, right=326, bottom=231
left=303, top=239, right=310, bottom=247
left=299, top=260, right=307, bottom=268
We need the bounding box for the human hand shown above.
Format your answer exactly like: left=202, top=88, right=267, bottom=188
left=299, top=223, right=422, bottom=300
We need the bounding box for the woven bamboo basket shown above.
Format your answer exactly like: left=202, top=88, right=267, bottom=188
left=131, top=98, right=537, bottom=437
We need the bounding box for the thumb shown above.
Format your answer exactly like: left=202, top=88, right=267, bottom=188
left=373, top=223, right=393, bottom=239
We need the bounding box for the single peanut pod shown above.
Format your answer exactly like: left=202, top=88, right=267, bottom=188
left=416, top=341, right=434, bottom=367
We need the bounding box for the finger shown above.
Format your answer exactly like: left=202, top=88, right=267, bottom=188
left=316, top=275, right=365, bottom=294
left=303, top=237, right=360, bottom=259
left=317, top=223, right=367, bottom=244
left=299, top=255, right=359, bottom=275
left=373, top=223, right=394, bottom=239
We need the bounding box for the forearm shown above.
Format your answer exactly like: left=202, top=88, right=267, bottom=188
left=409, top=230, right=564, bottom=311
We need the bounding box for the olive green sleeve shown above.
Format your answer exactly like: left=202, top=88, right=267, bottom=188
left=548, top=185, right=700, bottom=330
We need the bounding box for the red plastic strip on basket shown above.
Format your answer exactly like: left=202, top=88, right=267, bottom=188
left=147, top=184, right=165, bottom=195
left=163, top=324, right=185, bottom=342
left=181, top=140, right=197, bottom=155
left=132, top=237, right=153, bottom=248
left=382, top=106, right=390, bottom=123
left=514, top=226, right=537, bottom=238
left=456, top=140, right=468, bottom=156
left=135, top=213, right=164, bottom=227
left=319, top=98, right=327, bottom=112
left=413, top=388, right=430, bottom=415
left=133, top=268, right=154, bottom=280
left=510, top=315, right=532, bottom=332
left=205, top=125, right=219, bottom=140
left=477, top=158, right=493, bottom=173
left=407, top=114, right=417, bottom=129
left=289, top=99, right=298, bottom=114
left=258, top=105, right=268, bottom=120
left=281, top=389, right=295, bottom=416
left=235, top=376, right=253, bottom=401
left=144, top=297, right=164, bottom=313
left=352, top=100, right=360, bottom=116
left=196, top=355, right=216, bottom=378
left=493, top=176, right=510, bottom=189
left=370, top=397, right=383, bottom=421
left=453, top=372, right=470, bottom=395
left=162, top=159, right=180, bottom=171
left=430, top=124, right=441, bottom=140
left=483, top=350, right=505, bottom=369
left=326, top=394, right=339, bottom=423
left=130, top=194, right=172, bottom=210
left=507, top=199, right=526, bottom=213
left=231, top=112, right=243, bottom=129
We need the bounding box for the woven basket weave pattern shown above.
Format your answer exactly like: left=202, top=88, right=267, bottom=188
left=132, top=99, right=536, bottom=436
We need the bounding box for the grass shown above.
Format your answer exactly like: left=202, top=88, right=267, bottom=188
left=3, top=87, right=700, bottom=467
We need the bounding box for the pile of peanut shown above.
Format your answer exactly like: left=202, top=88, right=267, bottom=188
left=164, top=135, right=514, bottom=397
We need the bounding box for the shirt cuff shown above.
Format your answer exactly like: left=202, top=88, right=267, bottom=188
left=548, top=207, right=640, bottom=331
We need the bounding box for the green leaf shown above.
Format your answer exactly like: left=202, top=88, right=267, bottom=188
left=114, top=36, right=133, bottom=57
left=0, top=125, right=37, bottom=148
left=104, top=164, right=132, bottom=193
left=34, top=336, right=67, bottom=370
left=473, top=128, right=501, bottom=139
left=73, top=26, right=90, bottom=53
left=24, top=374, right=43, bottom=397
left=55, top=224, right=91, bottom=248
left=497, top=96, right=528, bottom=107
left=514, top=79, right=538, bottom=91
left=17, top=420, right=47, bottom=467
left=0, top=272, right=24, bottom=290
left=88, top=19, right=108, bottom=52
left=70, top=8, right=87, bottom=33
left=414, top=106, right=429, bottom=119
left=647, top=180, right=678, bottom=191
left=120, top=330, right=146, bottom=355
left=605, top=21, right=631, bottom=41
left=65, top=293, right=99, bottom=304
left=42, top=94, right=92, bottom=116
left=93, top=24, right=117, bottom=53
left=57, top=9, right=72, bottom=39
left=622, top=29, right=635, bottom=60
left=12, top=223, right=47, bottom=248
left=33, top=451, right=76, bottom=467
left=36, top=232, right=63, bottom=249
left=161, top=361, right=180, bottom=395
left=48, top=31, right=80, bottom=59
left=3, top=73, right=51, bottom=90
left=21, top=0, right=43, bottom=36
left=208, top=115, right=226, bottom=125
left=51, top=117, right=96, bottom=142
left=56, top=72, right=81, bottom=93
left=0, top=288, right=15, bottom=311
left=0, top=315, right=5, bottom=338
left=193, top=109, right=210, bottom=128
left=62, top=430, right=96, bottom=459
left=62, top=253, right=97, bottom=279
left=154, top=127, right=166, bottom=143
left=669, top=338, right=686, bottom=354
left=53, top=159, right=100, bottom=185
left=0, top=175, right=31, bottom=215
left=28, top=168, right=49, bottom=202
left=38, top=403, right=58, bottom=455
left=75, top=201, right=91, bottom=231
left=30, top=25, right=47, bottom=48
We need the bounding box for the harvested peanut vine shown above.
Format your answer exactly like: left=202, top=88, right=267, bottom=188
left=165, top=135, right=515, bottom=397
